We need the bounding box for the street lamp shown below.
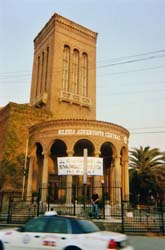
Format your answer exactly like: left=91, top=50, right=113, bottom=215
left=83, top=148, right=88, bottom=211
left=101, top=179, right=105, bottom=219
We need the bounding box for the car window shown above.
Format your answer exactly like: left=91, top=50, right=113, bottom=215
left=71, top=219, right=100, bottom=234
left=24, top=217, right=47, bottom=233
left=45, top=218, right=68, bottom=234
left=77, top=220, right=100, bottom=233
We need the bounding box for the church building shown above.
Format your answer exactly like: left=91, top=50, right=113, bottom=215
left=0, top=14, right=129, bottom=205
left=27, top=13, right=129, bottom=204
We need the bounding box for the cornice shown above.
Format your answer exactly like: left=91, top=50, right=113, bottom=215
left=34, top=13, right=98, bottom=46
left=55, top=17, right=98, bottom=42
left=29, top=119, right=130, bottom=137
left=34, top=20, right=55, bottom=49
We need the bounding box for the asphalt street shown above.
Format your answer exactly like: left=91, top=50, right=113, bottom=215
left=128, top=235, right=165, bottom=250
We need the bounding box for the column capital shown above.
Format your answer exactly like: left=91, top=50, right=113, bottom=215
left=123, top=159, right=128, bottom=164
left=42, top=150, right=50, bottom=157
left=94, top=151, right=100, bottom=157
left=113, top=155, right=121, bottom=170
left=67, top=150, right=74, bottom=156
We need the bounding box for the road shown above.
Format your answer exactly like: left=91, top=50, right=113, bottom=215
left=128, top=235, right=165, bottom=250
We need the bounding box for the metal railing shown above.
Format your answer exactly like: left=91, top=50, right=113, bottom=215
left=0, top=188, right=164, bottom=235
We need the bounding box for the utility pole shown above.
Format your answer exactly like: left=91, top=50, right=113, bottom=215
left=22, top=139, right=28, bottom=200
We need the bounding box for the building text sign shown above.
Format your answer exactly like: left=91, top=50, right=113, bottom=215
left=58, top=129, right=123, bottom=141
left=57, top=157, right=103, bottom=176
left=58, top=129, right=128, bottom=144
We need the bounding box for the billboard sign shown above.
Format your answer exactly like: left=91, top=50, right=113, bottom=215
left=57, top=157, right=103, bottom=176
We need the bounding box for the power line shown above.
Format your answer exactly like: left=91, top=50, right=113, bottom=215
left=97, top=54, right=165, bottom=69
left=0, top=71, right=31, bottom=76
left=131, top=131, right=165, bottom=135
left=0, top=49, right=165, bottom=77
left=97, top=49, right=165, bottom=63
left=96, top=88, right=165, bottom=96
left=129, top=126, right=165, bottom=135
left=97, top=65, right=165, bottom=77
left=129, top=126, right=165, bottom=130
left=0, top=64, right=165, bottom=84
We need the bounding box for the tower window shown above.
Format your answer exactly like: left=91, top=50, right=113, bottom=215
left=40, top=51, right=45, bottom=93
left=81, top=52, right=88, bottom=97
left=72, top=49, right=79, bottom=94
left=44, top=47, right=49, bottom=91
left=36, top=56, right=40, bottom=96
left=62, top=45, right=70, bottom=91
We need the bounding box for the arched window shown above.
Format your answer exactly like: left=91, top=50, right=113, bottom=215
left=81, top=52, right=88, bottom=96
left=62, top=45, right=70, bottom=91
left=72, top=49, right=79, bottom=94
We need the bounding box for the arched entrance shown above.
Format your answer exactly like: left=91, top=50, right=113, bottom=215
left=73, top=139, right=95, bottom=203
left=48, top=140, right=67, bottom=203
left=100, top=142, right=115, bottom=202
left=35, top=143, right=43, bottom=191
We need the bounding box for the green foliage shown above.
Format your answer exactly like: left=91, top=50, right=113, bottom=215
left=3, top=129, right=20, bottom=160
left=1, top=154, right=26, bottom=190
left=16, top=154, right=25, bottom=165
left=1, top=159, right=16, bottom=176
left=129, top=146, right=164, bottom=172
left=129, top=146, right=165, bottom=205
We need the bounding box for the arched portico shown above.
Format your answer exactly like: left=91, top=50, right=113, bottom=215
left=27, top=119, right=129, bottom=204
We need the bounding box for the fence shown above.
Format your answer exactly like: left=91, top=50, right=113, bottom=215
left=122, top=203, right=165, bottom=235
left=0, top=185, right=121, bottom=222
left=0, top=187, right=164, bottom=235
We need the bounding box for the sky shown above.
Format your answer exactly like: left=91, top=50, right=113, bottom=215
left=0, top=0, right=165, bottom=152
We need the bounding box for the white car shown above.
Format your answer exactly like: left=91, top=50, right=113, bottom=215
left=0, top=212, right=134, bottom=250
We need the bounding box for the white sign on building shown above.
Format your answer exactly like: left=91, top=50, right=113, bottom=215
left=57, top=157, right=103, bottom=176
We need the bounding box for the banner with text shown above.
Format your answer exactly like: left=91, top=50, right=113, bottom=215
left=57, top=157, right=103, bottom=176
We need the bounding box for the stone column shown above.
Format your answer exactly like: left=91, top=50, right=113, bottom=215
left=26, top=156, right=34, bottom=200
left=66, top=151, right=73, bottom=204
left=123, top=159, right=129, bottom=201
left=94, top=151, right=101, bottom=190
left=114, top=155, right=121, bottom=204
left=110, top=160, right=115, bottom=204
left=41, top=152, right=49, bottom=202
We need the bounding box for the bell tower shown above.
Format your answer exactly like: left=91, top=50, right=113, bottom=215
left=30, top=13, right=98, bottom=120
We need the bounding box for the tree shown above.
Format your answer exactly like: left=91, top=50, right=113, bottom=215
left=129, top=146, right=165, bottom=205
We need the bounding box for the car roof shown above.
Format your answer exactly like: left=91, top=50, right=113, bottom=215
left=38, top=214, right=92, bottom=224
left=42, top=214, right=84, bottom=221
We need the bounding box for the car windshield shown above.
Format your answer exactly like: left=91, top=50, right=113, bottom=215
left=19, top=217, right=47, bottom=233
